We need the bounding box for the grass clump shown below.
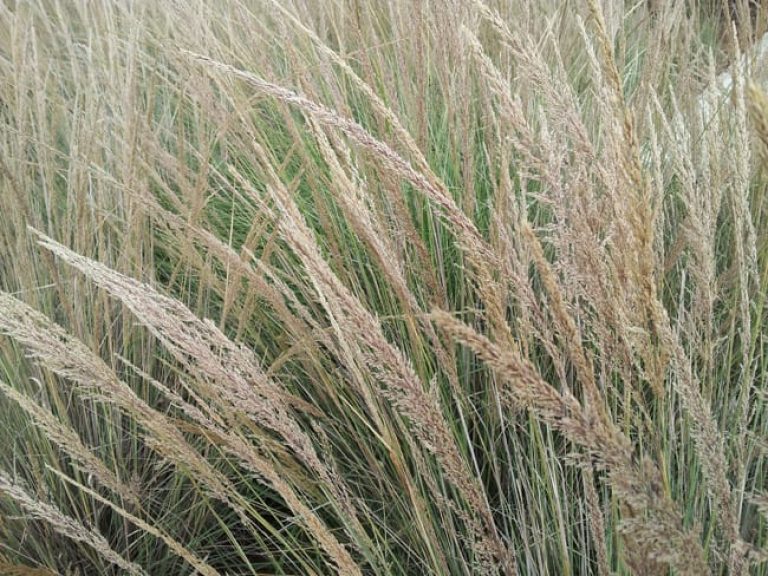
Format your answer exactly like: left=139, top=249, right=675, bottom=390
left=1, top=0, right=768, bottom=574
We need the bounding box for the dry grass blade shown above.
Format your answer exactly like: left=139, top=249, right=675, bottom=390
left=0, top=379, right=140, bottom=509
left=431, top=309, right=710, bottom=576
left=0, top=290, right=244, bottom=512
left=0, top=472, right=148, bottom=576
left=232, top=137, right=516, bottom=572
left=748, top=81, right=768, bottom=167
left=45, top=467, right=222, bottom=576
left=181, top=50, right=495, bottom=266
left=22, top=230, right=362, bottom=576
left=29, top=227, right=327, bottom=480
left=0, top=563, right=57, bottom=576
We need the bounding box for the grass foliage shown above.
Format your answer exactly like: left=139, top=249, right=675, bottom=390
left=2, top=0, right=768, bottom=574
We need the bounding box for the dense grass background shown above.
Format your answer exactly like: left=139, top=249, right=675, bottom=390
left=2, top=0, right=768, bottom=574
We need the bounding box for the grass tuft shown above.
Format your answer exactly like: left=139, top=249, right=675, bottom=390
left=1, top=1, right=768, bottom=574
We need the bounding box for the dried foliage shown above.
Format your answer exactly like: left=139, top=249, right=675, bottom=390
left=1, top=0, right=768, bottom=574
